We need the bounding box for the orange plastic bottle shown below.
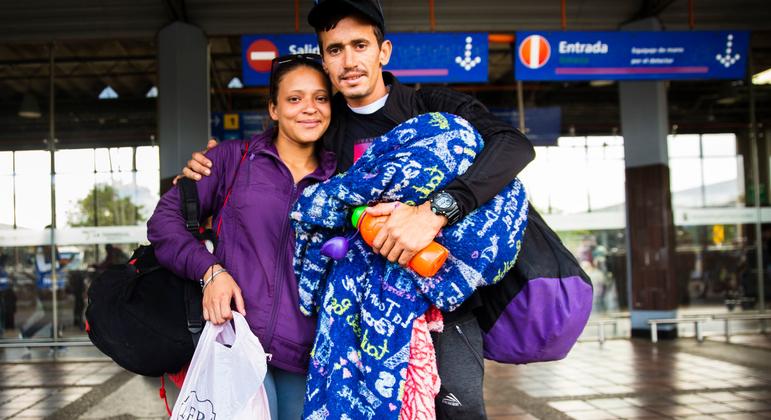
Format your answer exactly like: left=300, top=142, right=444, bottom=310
left=351, top=206, right=448, bottom=277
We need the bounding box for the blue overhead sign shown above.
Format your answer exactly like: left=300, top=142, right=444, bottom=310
left=386, top=33, right=488, bottom=83
left=241, top=32, right=488, bottom=86
left=210, top=112, right=272, bottom=141
left=515, top=31, right=748, bottom=81
left=491, top=107, right=562, bottom=146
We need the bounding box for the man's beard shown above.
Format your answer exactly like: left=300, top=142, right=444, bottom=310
left=343, top=89, right=369, bottom=100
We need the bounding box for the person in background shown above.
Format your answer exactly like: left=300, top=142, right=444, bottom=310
left=95, top=244, right=128, bottom=272
left=0, top=252, right=10, bottom=336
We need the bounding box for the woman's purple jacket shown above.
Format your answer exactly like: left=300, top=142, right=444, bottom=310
left=147, top=129, right=337, bottom=374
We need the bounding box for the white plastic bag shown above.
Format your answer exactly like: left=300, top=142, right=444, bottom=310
left=171, top=312, right=271, bottom=420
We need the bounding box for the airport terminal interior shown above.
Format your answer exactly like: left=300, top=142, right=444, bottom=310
left=0, top=0, right=771, bottom=418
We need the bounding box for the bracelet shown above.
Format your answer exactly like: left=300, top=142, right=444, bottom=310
left=201, top=268, right=227, bottom=292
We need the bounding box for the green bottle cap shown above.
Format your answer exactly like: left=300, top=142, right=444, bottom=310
left=351, top=206, right=367, bottom=229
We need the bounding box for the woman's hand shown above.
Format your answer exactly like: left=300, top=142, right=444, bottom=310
left=202, top=266, right=246, bottom=325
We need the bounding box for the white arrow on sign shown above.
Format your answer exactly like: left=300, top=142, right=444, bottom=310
left=455, top=36, right=482, bottom=71
left=715, top=34, right=741, bottom=68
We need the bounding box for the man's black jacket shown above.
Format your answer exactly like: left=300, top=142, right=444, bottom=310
left=321, top=72, right=535, bottom=322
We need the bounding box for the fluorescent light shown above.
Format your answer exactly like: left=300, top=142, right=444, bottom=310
left=753, top=68, right=771, bottom=85
left=228, top=77, right=244, bottom=89
left=589, top=80, right=614, bottom=87
left=98, top=86, right=119, bottom=99
left=18, top=93, right=42, bottom=118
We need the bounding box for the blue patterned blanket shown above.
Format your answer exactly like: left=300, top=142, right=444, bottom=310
left=291, top=113, right=528, bottom=420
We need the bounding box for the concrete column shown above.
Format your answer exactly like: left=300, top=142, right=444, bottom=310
left=157, top=22, right=210, bottom=192
left=620, top=80, right=679, bottom=338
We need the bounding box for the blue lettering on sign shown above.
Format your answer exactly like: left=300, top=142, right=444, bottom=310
left=515, top=31, right=748, bottom=81
left=288, top=43, right=320, bottom=54
left=558, top=40, right=609, bottom=54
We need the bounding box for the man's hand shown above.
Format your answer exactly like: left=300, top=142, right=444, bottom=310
left=202, top=265, right=245, bottom=325
left=367, top=201, right=447, bottom=266
left=173, top=138, right=219, bottom=185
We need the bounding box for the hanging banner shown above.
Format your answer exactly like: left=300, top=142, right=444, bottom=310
left=490, top=107, right=562, bottom=146
left=241, top=112, right=272, bottom=139
left=514, top=31, right=749, bottom=81
left=210, top=112, right=224, bottom=141
left=211, top=112, right=272, bottom=141
left=386, top=33, right=488, bottom=83
left=242, top=32, right=488, bottom=86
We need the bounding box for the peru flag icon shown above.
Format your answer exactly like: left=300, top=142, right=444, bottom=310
left=519, top=35, right=551, bottom=69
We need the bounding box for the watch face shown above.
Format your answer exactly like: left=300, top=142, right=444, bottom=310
left=435, top=194, right=452, bottom=209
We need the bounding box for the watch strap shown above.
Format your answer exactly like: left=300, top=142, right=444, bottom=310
left=431, top=191, right=461, bottom=225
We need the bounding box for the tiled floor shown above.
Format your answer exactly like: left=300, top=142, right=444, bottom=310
left=483, top=337, right=771, bottom=419
left=0, top=360, right=121, bottom=419
left=708, top=334, right=771, bottom=350
left=0, top=335, right=770, bottom=419
left=0, top=387, right=91, bottom=419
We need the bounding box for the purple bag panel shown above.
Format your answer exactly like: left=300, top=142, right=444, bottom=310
left=482, top=275, right=593, bottom=364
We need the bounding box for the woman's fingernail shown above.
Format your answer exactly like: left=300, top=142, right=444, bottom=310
left=205, top=169, right=211, bottom=175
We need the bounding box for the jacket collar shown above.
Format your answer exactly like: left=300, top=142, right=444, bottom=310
left=249, top=127, right=337, bottom=181
left=379, top=72, right=418, bottom=124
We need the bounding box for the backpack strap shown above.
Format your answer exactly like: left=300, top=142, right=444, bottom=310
left=184, top=279, right=204, bottom=346
left=177, top=177, right=205, bottom=345
left=177, top=178, right=202, bottom=238
left=159, top=375, right=172, bottom=416
left=181, top=140, right=250, bottom=348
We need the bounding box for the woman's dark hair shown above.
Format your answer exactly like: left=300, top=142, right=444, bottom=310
left=268, top=57, right=331, bottom=107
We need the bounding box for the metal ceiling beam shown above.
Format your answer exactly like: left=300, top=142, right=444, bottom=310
left=164, top=0, right=189, bottom=23
left=0, top=71, right=153, bottom=81
left=0, top=53, right=238, bottom=67
left=0, top=55, right=155, bottom=66
left=621, top=0, right=677, bottom=26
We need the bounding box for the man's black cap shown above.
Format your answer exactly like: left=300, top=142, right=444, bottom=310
left=308, top=0, right=385, bottom=34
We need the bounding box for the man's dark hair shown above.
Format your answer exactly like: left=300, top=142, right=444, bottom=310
left=313, top=7, right=385, bottom=51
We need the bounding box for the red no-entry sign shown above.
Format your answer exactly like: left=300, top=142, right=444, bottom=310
left=246, top=39, right=279, bottom=73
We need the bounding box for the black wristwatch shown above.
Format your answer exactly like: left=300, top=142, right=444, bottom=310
left=430, top=191, right=461, bottom=226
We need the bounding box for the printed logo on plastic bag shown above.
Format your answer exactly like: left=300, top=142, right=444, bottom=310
left=176, top=391, right=217, bottom=420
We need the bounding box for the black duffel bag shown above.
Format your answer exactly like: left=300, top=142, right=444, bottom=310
left=86, top=178, right=204, bottom=377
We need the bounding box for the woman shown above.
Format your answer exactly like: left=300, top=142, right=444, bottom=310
left=147, top=54, right=336, bottom=419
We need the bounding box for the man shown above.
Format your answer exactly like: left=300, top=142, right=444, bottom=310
left=183, top=0, right=534, bottom=417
